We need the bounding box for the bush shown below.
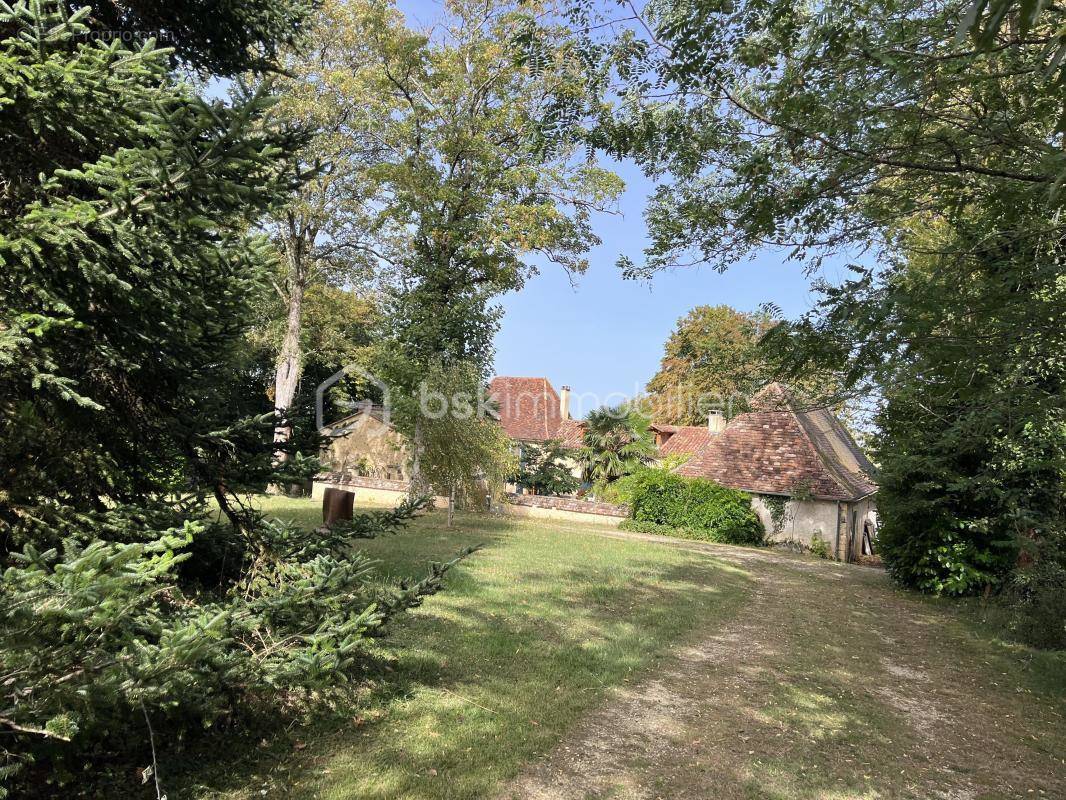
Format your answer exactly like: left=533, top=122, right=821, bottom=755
left=626, top=469, right=764, bottom=546
left=877, top=510, right=1017, bottom=595
left=594, top=470, right=645, bottom=505
left=511, top=440, right=579, bottom=497
left=999, top=539, right=1066, bottom=650
left=808, top=533, right=832, bottom=559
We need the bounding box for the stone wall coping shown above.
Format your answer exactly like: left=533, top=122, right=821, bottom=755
left=506, top=492, right=628, bottom=518
left=316, top=472, right=411, bottom=491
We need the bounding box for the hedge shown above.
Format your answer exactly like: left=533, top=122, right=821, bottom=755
left=625, top=469, right=765, bottom=546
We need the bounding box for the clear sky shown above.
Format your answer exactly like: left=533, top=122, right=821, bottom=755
left=393, top=0, right=856, bottom=418
left=490, top=159, right=844, bottom=419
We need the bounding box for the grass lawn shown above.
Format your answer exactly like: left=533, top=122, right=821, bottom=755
left=164, top=496, right=1066, bottom=800
left=177, top=496, right=752, bottom=800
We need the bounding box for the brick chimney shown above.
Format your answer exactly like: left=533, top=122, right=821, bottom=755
left=708, top=409, right=726, bottom=433
left=559, top=385, right=571, bottom=420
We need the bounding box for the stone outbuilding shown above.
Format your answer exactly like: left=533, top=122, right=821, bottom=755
left=313, top=378, right=877, bottom=562
left=674, top=384, right=877, bottom=561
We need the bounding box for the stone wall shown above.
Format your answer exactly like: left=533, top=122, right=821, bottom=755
left=316, top=472, right=411, bottom=492
left=750, top=495, right=842, bottom=555
left=312, top=473, right=628, bottom=526
left=504, top=493, right=627, bottom=528
left=320, top=417, right=410, bottom=480
left=749, top=494, right=879, bottom=562
left=507, top=493, right=627, bottom=517
left=312, top=473, right=442, bottom=507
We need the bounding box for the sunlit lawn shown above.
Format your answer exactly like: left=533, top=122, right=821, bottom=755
left=183, top=495, right=752, bottom=800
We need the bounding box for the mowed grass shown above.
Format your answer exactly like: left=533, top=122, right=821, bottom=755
left=186, top=496, right=752, bottom=800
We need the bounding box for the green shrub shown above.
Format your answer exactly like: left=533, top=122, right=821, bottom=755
left=595, top=468, right=653, bottom=505
left=878, top=510, right=1017, bottom=595
left=627, top=469, right=764, bottom=546
left=808, top=533, right=832, bottom=559
left=999, top=540, right=1066, bottom=650
left=511, top=440, right=580, bottom=497
left=0, top=497, right=469, bottom=793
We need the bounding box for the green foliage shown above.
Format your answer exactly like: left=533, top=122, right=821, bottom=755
left=994, top=532, right=1066, bottom=649
left=626, top=470, right=765, bottom=546
left=576, top=406, right=657, bottom=485
left=0, top=1, right=475, bottom=791
left=958, top=0, right=1066, bottom=133
left=80, top=0, right=314, bottom=76
left=352, top=0, right=622, bottom=377
left=877, top=494, right=1019, bottom=596
left=594, top=468, right=650, bottom=505
left=512, top=440, right=580, bottom=497
left=808, top=534, right=832, bottom=560
left=254, top=0, right=393, bottom=452
left=647, top=305, right=777, bottom=424
left=761, top=495, right=792, bottom=535
left=866, top=224, right=1062, bottom=596
left=576, top=0, right=1066, bottom=619
left=0, top=499, right=466, bottom=789
left=0, top=0, right=305, bottom=512
left=397, top=360, right=517, bottom=513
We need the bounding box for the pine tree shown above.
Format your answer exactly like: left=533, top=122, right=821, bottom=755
left=0, top=3, right=470, bottom=791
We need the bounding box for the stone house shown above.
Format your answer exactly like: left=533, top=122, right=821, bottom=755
left=484, top=376, right=585, bottom=489
left=673, top=384, right=878, bottom=561
left=314, top=377, right=877, bottom=561
left=319, top=404, right=409, bottom=480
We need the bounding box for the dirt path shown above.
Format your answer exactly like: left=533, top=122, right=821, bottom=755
left=499, top=539, right=1066, bottom=800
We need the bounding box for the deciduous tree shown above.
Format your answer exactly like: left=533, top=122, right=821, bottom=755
left=576, top=0, right=1066, bottom=614
left=261, top=0, right=398, bottom=461
left=350, top=0, right=622, bottom=486
left=402, top=361, right=517, bottom=526
left=512, top=440, right=580, bottom=496
left=646, top=305, right=773, bottom=424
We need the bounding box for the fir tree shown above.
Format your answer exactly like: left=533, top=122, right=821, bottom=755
left=0, top=2, right=470, bottom=791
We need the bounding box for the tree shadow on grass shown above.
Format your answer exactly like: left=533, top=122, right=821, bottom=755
left=161, top=538, right=752, bottom=800
left=502, top=560, right=1066, bottom=800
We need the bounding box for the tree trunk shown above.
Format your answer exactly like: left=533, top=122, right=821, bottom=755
left=273, top=279, right=304, bottom=457
left=408, top=417, right=427, bottom=498
left=447, top=484, right=454, bottom=527
left=270, top=219, right=312, bottom=494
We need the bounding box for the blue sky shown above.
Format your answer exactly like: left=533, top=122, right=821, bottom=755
left=394, top=0, right=853, bottom=417
left=491, top=159, right=840, bottom=418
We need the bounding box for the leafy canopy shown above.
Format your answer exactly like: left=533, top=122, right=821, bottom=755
left=574, top=0, right=1066, bottom=607
left=512, top=440, right=580, bottom=496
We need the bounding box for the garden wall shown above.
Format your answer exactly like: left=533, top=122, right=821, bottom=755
left=312, top=474, right=627, bottom=526
left=312, top=473, right=445, bottom=506
left=505, top=493, right=628, bottom=527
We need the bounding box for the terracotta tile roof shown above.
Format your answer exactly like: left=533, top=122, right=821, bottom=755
left=651, top=424, right=716, bottom=456
left=554, top=418, right=586, bottom=449
left=674, top=384, right=877, bottom=500
left=487, top=377, right=562, bottom=442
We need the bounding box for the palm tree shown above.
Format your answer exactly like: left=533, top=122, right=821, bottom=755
left=576, top=405, right=656, bottom=485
